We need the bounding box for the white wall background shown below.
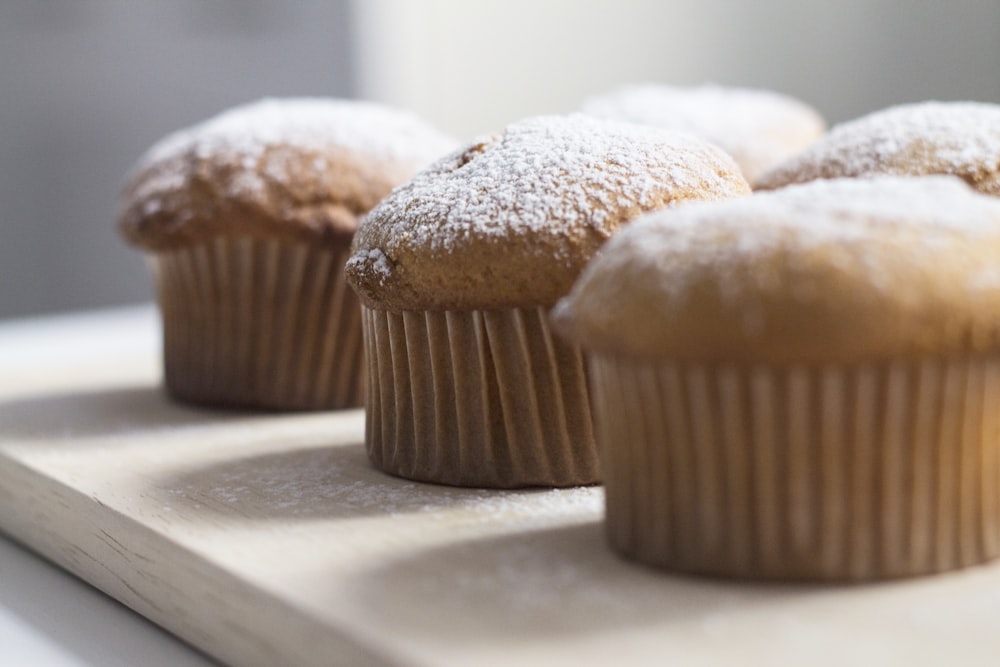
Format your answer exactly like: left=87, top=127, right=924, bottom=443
left=353, top=0, right=1000, bottom=140
left=3, top=0, right=999, bottom=319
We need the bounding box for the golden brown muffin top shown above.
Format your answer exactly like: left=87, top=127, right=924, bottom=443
left=553, top=177, right=1000, bottom=364
left=580, top=83, right=826, bottom=185
left=346, top=114, right=751, bottom=311
left=755, top=101, right=1000, bottom=195
left=118, top=98, right=457, bottom=251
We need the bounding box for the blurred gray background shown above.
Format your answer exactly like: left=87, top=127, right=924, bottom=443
left=2, top=0, right=999, bottom=320
left=0, top=1, right=355, bottom=319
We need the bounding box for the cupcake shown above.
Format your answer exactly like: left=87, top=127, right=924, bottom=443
left=755, top=101, right=1000, bottom=194
left=580, top=83, right=826, bottom=185
left=553, top=176, right=1000, bottom=580
left=346, top=114, right=751, bottom=488
left=119, top=98, right=457, bottom=410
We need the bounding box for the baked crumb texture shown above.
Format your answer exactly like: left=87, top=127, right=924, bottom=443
left=347, top=114, right=751, bottom=312
left=556, top=177, right=1000, bottom=579
left=119, top=98, right=457, bottom=410
left=755, top=101, right=1000, bottom=195
left=348, top=114, right=751, bottom=487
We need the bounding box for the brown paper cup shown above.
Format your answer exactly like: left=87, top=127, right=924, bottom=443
left=361, top=305, right=598, bottom=488
left=590, top=355, right=1000, bottom=581
left=151, top=237, right=364, bottom=411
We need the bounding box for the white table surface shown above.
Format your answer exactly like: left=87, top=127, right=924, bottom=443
left=0, top=304, right=214, bottom=667
left=0, top=531, right=214, bottom=667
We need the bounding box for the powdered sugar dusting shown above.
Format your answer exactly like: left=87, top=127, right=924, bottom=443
left=757, top=101, right=1000, bottom=189
left=164, top=442, right=602, bottom=523
left=347, top=114, right=750, bottom=307
left=128, top=97, right=457, bottom=206
left=556, top=176, right=1000, bottom=358
left=352, top=248, right=393, bottom=285
left=140, top=97, right=456, bottom=173
left=372, top=115, right=741, bottom=246
left=580, top=84, right=826, bottom=182
left=611, top=177, right=1000, bottom=301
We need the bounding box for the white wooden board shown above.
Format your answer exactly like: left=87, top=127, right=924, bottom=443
left=2, top=306, right=1000, bottom=666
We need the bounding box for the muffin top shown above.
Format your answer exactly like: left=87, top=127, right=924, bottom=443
left=755, top=101, right=1000, bottom=195
left=553, top=177, right=1000, bottom=364
left=118, top=98, right=457, bottom=251
left=346, top=114, right=751, bottom=311
left=580, top=83, right=826, bottom=185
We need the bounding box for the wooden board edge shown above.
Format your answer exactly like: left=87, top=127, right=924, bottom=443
left=0, top=452, right=399, bottom=667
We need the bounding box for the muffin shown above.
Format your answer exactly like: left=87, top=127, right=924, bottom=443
left=755, top=101, right=1000, bottom=194
left=346, top=114, right=751, bottom=488
left=119, top=98, right=457, bottom=410
left=553, top=176, right=1000, bottom=580
left=580, top=83, right=826, bottom=185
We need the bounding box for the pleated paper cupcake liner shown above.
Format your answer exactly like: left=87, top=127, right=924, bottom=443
left=589, top=355, right=1000, bottom=581
left=152, top=237, right=364, bottom=411
left=362, top=305, right=598, bottom=488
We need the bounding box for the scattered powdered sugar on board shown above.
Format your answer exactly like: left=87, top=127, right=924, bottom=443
left=161, top=441, right=602, bottom=523
left=757, top=101, right=1000, bottom=187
